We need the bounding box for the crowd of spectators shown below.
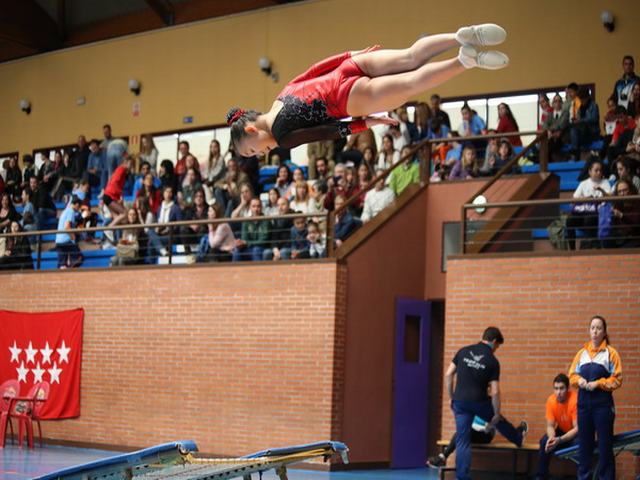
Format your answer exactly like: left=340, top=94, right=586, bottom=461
left=2, top=55, right=639, bottom=269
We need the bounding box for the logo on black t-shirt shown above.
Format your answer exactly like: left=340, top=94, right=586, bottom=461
left=463, top=351, right=487, bottom=370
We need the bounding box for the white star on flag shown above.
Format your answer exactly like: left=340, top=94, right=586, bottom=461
left=9, top=341, right=22, bottom=363
left=57, top=340, right=71, bottom=364
left=25, top=341, right=38, bottom=365
left=16, top=361, right=29, bottom=383
left=48, top=362, right=62, bottom=384
left=32, top=362, right=46, bottom=383
left=40, top=342, right=54, bottom=365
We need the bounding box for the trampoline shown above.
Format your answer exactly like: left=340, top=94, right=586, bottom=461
left=35, top=440, right=349, bottom=480
left=554, top=429, right=640, bottom=479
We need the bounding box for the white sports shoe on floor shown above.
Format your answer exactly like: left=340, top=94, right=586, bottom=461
left=456, top=23, right=507, bottom=46
left=458, top=45, right=509, bottom=70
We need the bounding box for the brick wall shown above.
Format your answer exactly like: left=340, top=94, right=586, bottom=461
left=0, top=261, right=343, bottom=455
left=444, top=253, right=640, bottom=477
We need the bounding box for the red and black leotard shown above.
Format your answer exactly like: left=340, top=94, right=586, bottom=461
left=271, top=46, right=380, bottom=149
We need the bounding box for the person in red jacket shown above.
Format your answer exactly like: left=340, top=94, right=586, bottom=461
left=227, top=24, right=509, bottom=154
left=496, top=102, right=522, bottom=146
left=103, top=156, right=133, bottom=227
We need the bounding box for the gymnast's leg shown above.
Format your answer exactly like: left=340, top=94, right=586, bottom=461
left=351, top=24, right=507, bottom=78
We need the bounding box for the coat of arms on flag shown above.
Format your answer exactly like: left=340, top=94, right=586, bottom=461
left=0, top=309, right=83, bottom=419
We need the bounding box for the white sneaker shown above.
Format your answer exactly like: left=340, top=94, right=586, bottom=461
left=160, top=247, right=168, bottom=256
left=458, top=45, right=509, bottom=70
left=456, top=24, right=507, bottom=46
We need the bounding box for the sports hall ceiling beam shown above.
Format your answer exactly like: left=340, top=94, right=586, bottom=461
left=0, top=0, right=61, bottom=52
left=144, top=0, right=176, bottom=26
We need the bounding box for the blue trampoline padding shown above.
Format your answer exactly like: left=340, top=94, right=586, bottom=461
left=34, top=440, right=198, bottom=480
left=554, top=429, right=640, bottom=460
left=244, top=440, right=348, bottom=459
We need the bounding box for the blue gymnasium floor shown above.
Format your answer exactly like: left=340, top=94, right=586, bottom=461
left=0, top=444, right=439, bottom=480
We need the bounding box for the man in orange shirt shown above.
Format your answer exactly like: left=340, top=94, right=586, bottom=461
left=536, top=373, right=578, bottom=480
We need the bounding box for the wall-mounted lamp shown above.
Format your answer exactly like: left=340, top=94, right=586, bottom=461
left=128, top=78, right=142, bottom=96
left=258, top=57, right=279, bottom=83
left=601, top=10, right=615, bottom=33
left=19, top=99, right=31, bottom=115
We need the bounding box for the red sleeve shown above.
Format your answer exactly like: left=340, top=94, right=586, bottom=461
left=104, top=166, right=127, bottom=200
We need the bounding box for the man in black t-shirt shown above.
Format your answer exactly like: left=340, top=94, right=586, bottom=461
left=444, top=327, right=527, bottom=480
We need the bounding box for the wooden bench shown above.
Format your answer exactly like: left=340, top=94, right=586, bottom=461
left=435, top=439, right=539, bottom=479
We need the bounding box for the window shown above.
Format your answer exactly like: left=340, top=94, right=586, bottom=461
left=149, top=125, right=231, bottom=165
left=32, top=144, right=75, bottom=169
left=0, top=152, right=19, bottom=175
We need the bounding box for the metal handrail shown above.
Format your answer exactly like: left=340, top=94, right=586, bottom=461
left=463, top=194, right=640, bottom=210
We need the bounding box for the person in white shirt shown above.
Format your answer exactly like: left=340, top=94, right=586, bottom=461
left=567, top=159, right=611, bottom=249
left=361, top=169, right=395, bottom=222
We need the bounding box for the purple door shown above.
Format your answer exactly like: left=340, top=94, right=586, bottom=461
left=391, top=298, right=431, bottom=468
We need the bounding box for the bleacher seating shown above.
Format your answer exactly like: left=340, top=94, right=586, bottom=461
left=31, top=248, right=116, bottom=270
left=521, top=160, right=586, bottom=192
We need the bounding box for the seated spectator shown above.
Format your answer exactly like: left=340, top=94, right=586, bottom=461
left=237, top=154, right=261, bottom=195
left=307, top=140, right=335, bottom=180
left=102, top=156, right=134, bottom=228
left=136, top=173, right=162, bottom=215
left=0, top=192, right=20, bottom=233
left=20, top=154, right=37, bottom=194
left=567, top=159, right=611, bottom=250
left=111, top=208, right=148, bottom=267
left=290, top=181, right=317, bottom=214
left=339, top=127, right=376, bottom=166
left=55, top=195, right=83, bottom=269
left=625, top=113, right=640, bottom=163
left=306, top=220, right=326, bottom=258
left=134, top=196, right=156, bottom=226
left=139, top=134, right=159, bottom=173
left=430, top=94, right=451, bottom=129
left=360, top=147, right=376, bottom=174
left=132, top=161, right=160, bottom=198
left=28, top=177, right=56, bottom=232
left=263, top=188, right=280, bottom=216
left=491, top=140, right=514, bottom=176
left=71, top=180, right=91, bottom=208
left=264, top=197, right=292, bottom=261
left=201, top=139, right=226, bottom=205
left=449, top=146, right=480, bottom=181
left=387, top=122, right=410, bottom=153
left=182, top=155, right=202, bottom=183
left=232, top=198, right=271, bottom=261
left=159, top=159, right=178, bottom=193
left=273, top=164, right=292, bottom=198
left=628, top=83, right=640, bottom=118
left=389, top=146, right=420, bottom=196
left=310, top=180, right=328, bottom=215
left=181, top=189, right=208, bottom=250
left=214, top=157, right=248, bottom=214
left=609, top=156, right=640, bottom=191
left=607, top=179, right=640, bottom=248
left=0, top=221, right=33, bottom=271
left=147, top=186, right=183, bottom=258
left=538, top=94, right=554, bottom=130
left=361, top=169, right=395, bottom=223
left=175, top=141, right=197, bottom=177
left=230, top=182, right=254, bottom=219
left=284, top=216, right=310, bottom=259
left=349, top=164, right=373, bottom=217
left=458, top=103, right=487, bottom=151
left=606, top=107, right=637, bottom=162
left=496, top=102, right=522, bottom=146
left=285, top=167, right=305, bottom=200
left=86, top=139, right=106, bottom=193
left=536, top=373, right=578, bottom=480
left=178, top=167, right=202, bottom=209
left=196, top=203, right=235, bottom=262
left=427, top=117, right=452, bottom=166
left=334, top=194, right=361, bottom=248
left=4, top=156, right=22, bottom=203
left=603, top=97, right=618, bottom=140
left=324, top=163, right=352, bottom=211
left=377, top=134, right=400, bottom=170
left=567, top=87, right=600, bottom=159
left=20, top=189, right=36, bottom=238
left=480, top=137, right=499, bottom=176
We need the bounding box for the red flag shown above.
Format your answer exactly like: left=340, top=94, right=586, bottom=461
left=0, top=309, right=83, bottom=419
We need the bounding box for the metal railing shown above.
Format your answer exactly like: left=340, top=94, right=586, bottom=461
left=460, top=195, right=640, bottom=253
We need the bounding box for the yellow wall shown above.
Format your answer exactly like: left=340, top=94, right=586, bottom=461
left=1, top=0, right=638, bottom=157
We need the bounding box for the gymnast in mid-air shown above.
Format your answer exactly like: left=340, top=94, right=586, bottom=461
left=227, top=24, right=508, bottom=154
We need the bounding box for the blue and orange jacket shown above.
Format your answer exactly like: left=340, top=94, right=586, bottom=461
left=569, top=340, right=622, bottom=407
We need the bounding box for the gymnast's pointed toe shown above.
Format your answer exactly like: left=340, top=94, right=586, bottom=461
left=456, top=23, right=507, bottom=46
left=458, top=46, right=509, bottom=70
